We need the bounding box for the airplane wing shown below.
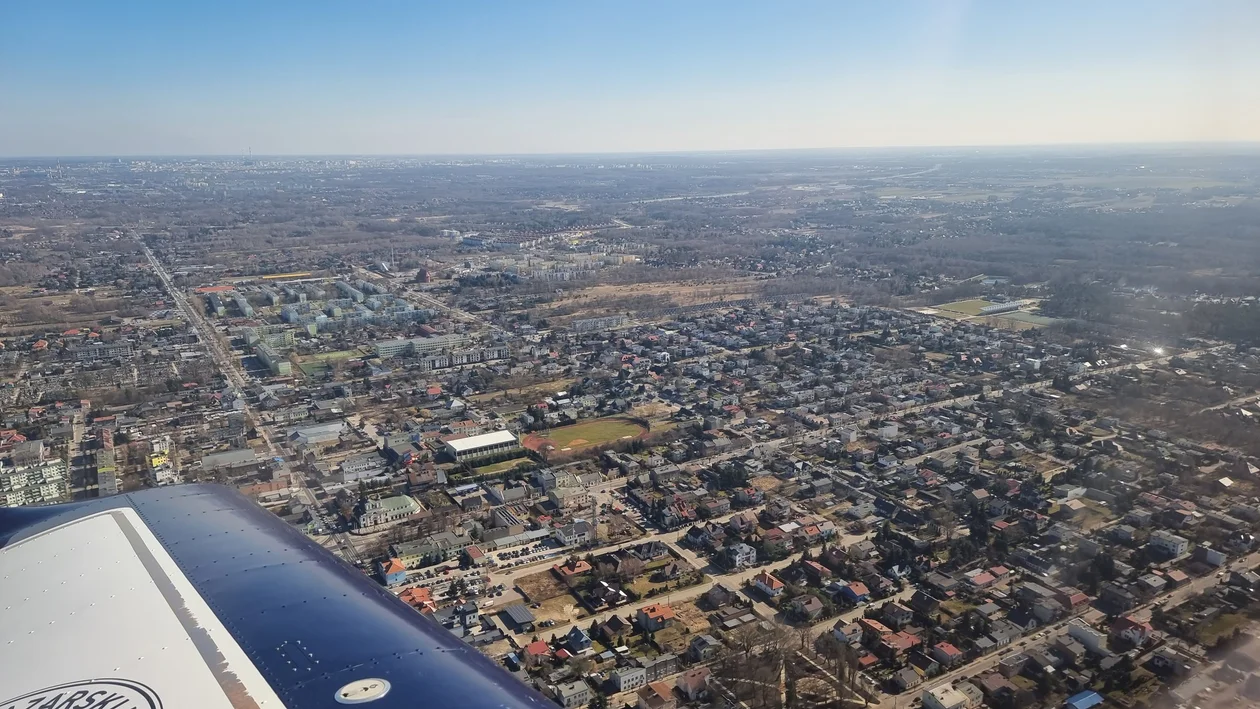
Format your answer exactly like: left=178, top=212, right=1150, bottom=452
left=0, top=484, right=553, bottom=709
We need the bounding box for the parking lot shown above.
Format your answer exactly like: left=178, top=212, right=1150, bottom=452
left=401, top=565, right=514, bottom=604
left=492, top=541, right=560, bottom=569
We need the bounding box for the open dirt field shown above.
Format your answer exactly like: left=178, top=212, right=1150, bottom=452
left=513, top=570, right=590, bottom=624
left=538, top=278, right=765, bottom=321
left=749, top=476, right=783, bottom=493
left=575, top=279, right=762, bottom=305
left=671, top=601, right=711, bottom=634
left=515, top=569, right=570, bottom=602
left=468, top=378, right=578, bottom=405
left=532, top=595, right=589, bottom=626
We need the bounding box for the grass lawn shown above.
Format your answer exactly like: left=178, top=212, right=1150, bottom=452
left=629, top=571, right=707, bottom=598
left=1197, top=612, right=1248, bottom=645
left=644, top=557, right=674, bottom=571
left=935, top=299, right=996, bottom=316
left=296, top=361, right=332, bottom=377
left=652, top=626, right=690, bottom=655
left=629, top=576, right=670, bottom=597
left=303, top=349, right=364, bottom=362
left=474, top=457, right=533, bottom=476
left=940, top=599, right=975, bottom=616
left=994, top=311, right=1057, bottom=327
left=524, top=417, right=647, bottom=453
left=1011, top=676, right=1037, bottom=692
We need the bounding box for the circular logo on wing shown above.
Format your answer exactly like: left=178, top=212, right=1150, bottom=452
left=3, top=679, right=162, bottom=709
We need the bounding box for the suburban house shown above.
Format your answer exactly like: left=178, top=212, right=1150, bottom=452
left=832, top=621, right=863, bottom=645
left=882, top=602, right=914, bottom=629
left=377, top=558, right=407, bottom=586
left=858, top=618, right=893, bottom=642
left=1110, top=615, right=1154, bottom=647
left=566, top=625, right=593, bottom=653
left=642, top=653, right=679, bottom=682
left=848, top=539, right=877, bottom=559
left=723, top=542, right=758, bottom=569
left=753, top=571, right=786, bottom=597
left=523, top=639, right=552, bottom=666
left=637, top=604, right=677, bottom=632
left=597, top=614, right=633, bottom=644
left=706, top=584, right=738, bottom=608
left=676, top=667, right=711, bottom=701
left=894, top=667, right=922, bottom=692
left=1148, top=530, right=1190, bottom=558
left=554, top=520, right=594, bottom=547
left=555, top=680, right=591, bottom=708
left=792, top=595, right=825, bottom=620
left=612, top=666, right=647, bottom=692
left=803, top=560, right=832, bottom=583
left=840, top=581, right=870, bottom=603
left=397, top=586, right=436, bottom=614
left=553, top=558, right=592, bottom=579
left=878, top=631, right=923, bottom=659
left=688, top=634, right=723, bottom=662
left=637, top=682, right=676, bottom=709
left=923, top=683, right=978, bottom=709
left=931, top=642, right=965, bottom=667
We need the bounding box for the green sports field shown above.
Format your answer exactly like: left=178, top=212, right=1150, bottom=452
left=935, top=299, right=996, bottom=316
left=523, top=417, right=647, bottom=452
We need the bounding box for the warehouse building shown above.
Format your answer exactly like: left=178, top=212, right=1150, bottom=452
left=290, top=421, right=345, bottom=447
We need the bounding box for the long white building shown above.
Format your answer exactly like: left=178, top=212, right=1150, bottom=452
left=443, top=430, right=520, bottom=462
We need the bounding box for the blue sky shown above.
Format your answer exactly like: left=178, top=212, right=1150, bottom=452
left=2, top=0, right=1258, bottom=155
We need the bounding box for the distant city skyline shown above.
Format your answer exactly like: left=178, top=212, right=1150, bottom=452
left=3, top=0, right=1259, bottom=157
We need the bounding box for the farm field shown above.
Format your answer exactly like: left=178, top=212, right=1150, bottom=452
left=522, top=417, right=648, bottom=453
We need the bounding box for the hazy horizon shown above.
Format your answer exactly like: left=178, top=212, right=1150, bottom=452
left=8, top=140, right=1260, bottom=162
left=4, top=0, right=1259, bottom=157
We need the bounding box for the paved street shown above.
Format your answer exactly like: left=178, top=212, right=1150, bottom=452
left=146, top=246, right=360, bottom=560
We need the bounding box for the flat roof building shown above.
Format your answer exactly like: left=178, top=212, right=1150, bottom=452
left=290, top=422, right=345, bottom=447
left=500, top=603, right=536, bottom=631
left=201, top=448, right=261, bottom=473
left=443, top=430, right=520, bottom=462
left=0, top=460, right=69, bottom=508
left=375, top=334, right=470, bottom=359
left=923, top=684, right=975, bottom=709
left=256, top=343, right=292, bottom=376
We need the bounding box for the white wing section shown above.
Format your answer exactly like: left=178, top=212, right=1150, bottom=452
left=0, top=509, right=287, bottom=708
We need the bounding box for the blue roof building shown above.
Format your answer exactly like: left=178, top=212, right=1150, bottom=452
left=1065, top=691, right=1104, bottom=709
